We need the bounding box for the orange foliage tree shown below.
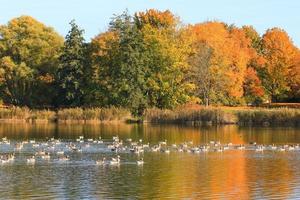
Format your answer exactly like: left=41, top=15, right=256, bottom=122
left=189, top=22, right=253, bottom=105
left=288, top=53, right=300, bottom=100
left=261, top=28, right=299, bottom=102
left=243, top=67, right=265, bottom=104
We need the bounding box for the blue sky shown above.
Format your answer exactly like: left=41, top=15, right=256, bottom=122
left=1, top=0, right=299, bottom=46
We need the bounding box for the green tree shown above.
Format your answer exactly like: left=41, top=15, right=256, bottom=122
left=0, top=16, right=63, bottom=106
left=112, top=12, right=149, bottom=116
left=56, top=20, right=86, bottom=107
left=106, top=12, right=149, bottom=116
left=90, top=10, right=193, bottom=116
left=135, top=9, right=194, bottom=109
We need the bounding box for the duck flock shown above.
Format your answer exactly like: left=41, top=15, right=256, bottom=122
left=0, top=136, right=299, bottom=165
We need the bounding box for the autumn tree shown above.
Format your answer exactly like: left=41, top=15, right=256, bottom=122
left=261, top=28, right=298, bottom=102
left=90, top=10, right=193, bottom=115
left=287, top=52, right=300, bottom=101
left=0, top=16, right=63, bottom=106
left=135, top=9, right=178, bottom=29
left=1, top=12, right=298, bottom=108
left=189, top=22, right=252, bottom=105
left=188, top=42, right=213, bottom=106
left=135, top=9, right=194, bottom=109
left=87, top=31, right=119, bottom=107
left=243, top=67, right=265, bottom=104
left=241, top=25, right=267, bottom=104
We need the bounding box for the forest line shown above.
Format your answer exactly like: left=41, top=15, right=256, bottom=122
left=0, top=9, right=299, bottom=116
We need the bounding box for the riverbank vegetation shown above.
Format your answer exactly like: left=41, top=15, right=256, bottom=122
left=57, top=107, right=130, bottom=122
left=236, top=108, right=300, bottom=126
left=145, top=107, right=300, bottom=126
left=0, top=10, right=299, bottom=119
left=0, top=107, right=56, bottom=122
left=0, top=106, right=298, bottom=126
left=0, top=107, right=129, bottom=123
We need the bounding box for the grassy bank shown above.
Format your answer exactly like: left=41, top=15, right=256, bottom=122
left=0, top=106, right=299, bottom=126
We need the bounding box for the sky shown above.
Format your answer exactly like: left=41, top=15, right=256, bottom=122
left=1, top=0, right=299, bottom=46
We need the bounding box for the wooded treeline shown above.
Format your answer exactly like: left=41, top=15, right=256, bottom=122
left=0, top=10, right=299, bottom=116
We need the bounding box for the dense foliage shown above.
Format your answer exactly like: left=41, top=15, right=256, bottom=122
left=0, top=10, right=299, bottom=115
left=0, top=16, right=63, bottom=106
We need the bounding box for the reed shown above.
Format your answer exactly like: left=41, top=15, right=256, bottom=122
left=0, top=106, right=298, bottom=126
left=99, top=107, right=130, bottom=121
left=31, top=110, right=56, bottom=121
left=57, top=107, right=130, bottom=122
left=57, top=108, right=84, bottom=121
left=236, top=108, right=300, bottom=126
left=0, top=107, right=130, bottom=123
left=0, top=107, right=56, bottom=122
left=0, top=107, right=30, bottom=120
left=145, top=107, right=300, bottom=126
left=145, top=108, right=236, bottom=125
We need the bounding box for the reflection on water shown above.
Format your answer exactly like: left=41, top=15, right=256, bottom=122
left=0, top=123, right=299, bottom=199
left=0, top=123, right=300, bottom=144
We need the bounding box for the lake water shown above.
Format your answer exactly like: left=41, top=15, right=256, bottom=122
left=0, top=123, right=300, bottom=199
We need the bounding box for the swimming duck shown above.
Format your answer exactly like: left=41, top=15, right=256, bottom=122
left=136, top=158, right=144, bottom=165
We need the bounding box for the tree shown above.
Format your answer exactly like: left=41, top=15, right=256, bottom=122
left=242, top=25, right=263, bottom=54
left=135, top=9, right=194, bottom=109
left=0, top=57, right=33, bottom=105
left=243, top=67, right=265, bottom=104
left=90, top=12, right=149, bottom=116
left=135, top=9, right=178, bottom=29
left=0, top=16, right=63, bottom=106
left=189, top=22, right=252, bottom=105
left=90, top=10, right=193, bottom=116
left=188, top=42, right=213, bottom=106
left=261, top=28, right=298, bottom=102
left=287, top=53, right=300, bottom=101
left=87, top=31, right=119, bottom=107
left=56, top=20, right=86, bottom=107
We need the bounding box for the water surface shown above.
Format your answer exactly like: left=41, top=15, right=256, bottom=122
left=0, top=123, right=300, bottom=199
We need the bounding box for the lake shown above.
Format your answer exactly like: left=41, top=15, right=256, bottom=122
left=0, top=123, right=300, bottom=199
